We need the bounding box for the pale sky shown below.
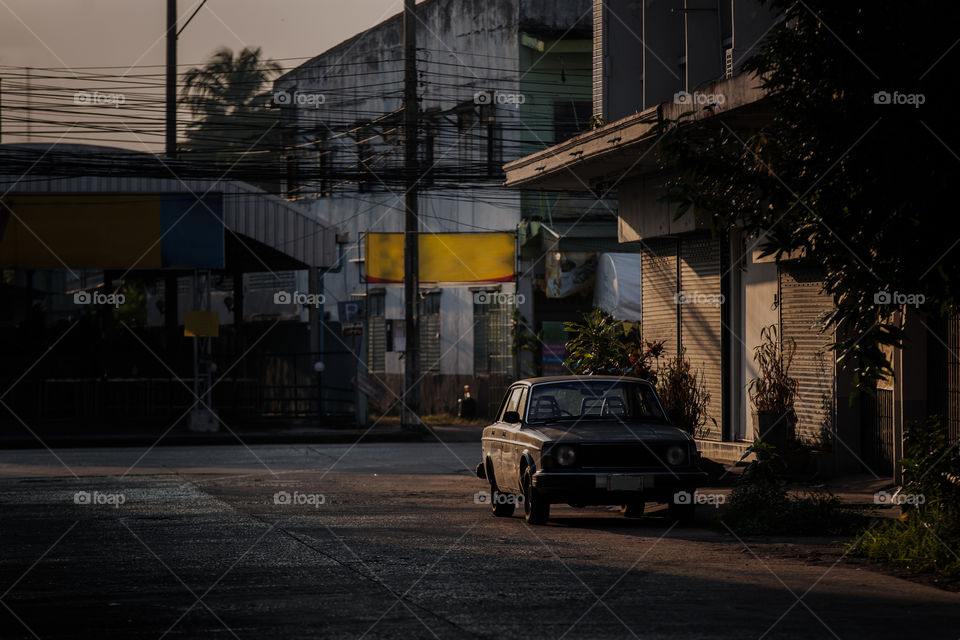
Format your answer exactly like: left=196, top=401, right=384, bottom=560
left=0, top=0, right=407, bottom=149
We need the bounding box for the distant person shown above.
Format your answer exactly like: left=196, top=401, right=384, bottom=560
left=458, top=384, right=476, bottom=419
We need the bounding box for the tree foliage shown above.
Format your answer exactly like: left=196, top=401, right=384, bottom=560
left=180, top=47, right=282, bottom=189
left=657, top=0, right=960, bottom=389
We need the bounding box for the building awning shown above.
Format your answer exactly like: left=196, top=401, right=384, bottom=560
left=0, top=144, right=339, bottom=271
left=519, top=219, right=637, bottom=257
left=503, top=74, right=770, bottom=192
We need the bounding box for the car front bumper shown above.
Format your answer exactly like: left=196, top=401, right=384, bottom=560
left=532, top=469, right=708, bottom=504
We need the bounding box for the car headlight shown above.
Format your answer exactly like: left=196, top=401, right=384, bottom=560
left=554, top=445, right=577, bottom=467
left=665, top=445, right=686, bottom=466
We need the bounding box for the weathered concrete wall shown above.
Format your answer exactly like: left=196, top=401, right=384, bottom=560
left=276, top=0, right=592, bottom=381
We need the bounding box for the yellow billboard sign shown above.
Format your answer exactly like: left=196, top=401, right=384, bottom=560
left=0, top=194, right=162, bottom=269
left=365, top=232, right=514, bottom=283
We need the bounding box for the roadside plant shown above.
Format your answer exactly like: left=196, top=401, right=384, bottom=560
left=722, top=439, right=861, bottom=535
left=748, top=324, right=798, bottom=414
left=748, top=324, right=800, bottom=448
left=850, top=417, right=960, bottom=576
left=656, top=349, right=714, bottom=438
left=563, top=309, right=663, bottom=381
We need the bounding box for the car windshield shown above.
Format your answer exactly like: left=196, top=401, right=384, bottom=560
left=525, top=380, right=667, bottom=424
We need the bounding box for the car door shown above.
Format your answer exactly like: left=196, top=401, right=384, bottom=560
left=499, top=386, right=528, bottom=493
left=491, top=386, right=523, bottom=484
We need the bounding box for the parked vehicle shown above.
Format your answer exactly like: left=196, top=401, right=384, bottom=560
left=476, top=376, right=707, bottom=524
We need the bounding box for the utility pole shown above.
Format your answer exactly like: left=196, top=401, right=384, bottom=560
left=25, top=68, right=31, bottom=142
left=164, top=0, right=179, bottom=368
left=165, top=0, right=177, bottom=158
left=401, top=0, right=420, bottom=429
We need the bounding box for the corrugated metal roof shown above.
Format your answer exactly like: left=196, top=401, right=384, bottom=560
left=0, top=143, right=338, bottom=269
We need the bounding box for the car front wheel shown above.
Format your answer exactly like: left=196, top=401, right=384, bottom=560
left=521, top=468, right=550, bottom=525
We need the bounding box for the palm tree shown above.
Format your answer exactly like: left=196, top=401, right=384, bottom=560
left=179, top=47, right=282, bottom=190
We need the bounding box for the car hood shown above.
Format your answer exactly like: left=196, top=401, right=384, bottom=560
left=525, top=421, right=691, bottom=443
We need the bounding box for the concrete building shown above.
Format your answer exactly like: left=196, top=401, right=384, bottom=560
left=275, top=0, right=614, bottom=416
left=504, top=0, right=960, bottom=477
left=504, top=0, right=868, bottom=470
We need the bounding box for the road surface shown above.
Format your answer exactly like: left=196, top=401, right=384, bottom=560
left=1, top=442, right=957, bottom=639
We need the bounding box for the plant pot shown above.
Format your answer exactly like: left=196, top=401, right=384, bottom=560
left=752, top=409, right=797, bottom=451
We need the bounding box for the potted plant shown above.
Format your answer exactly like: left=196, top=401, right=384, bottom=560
left=748, top=324, right=799, bottom=451
left=656, top=349, right=715, bottom=439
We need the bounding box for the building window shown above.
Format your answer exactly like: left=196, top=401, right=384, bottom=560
left=553, top=100, right=592, bottom=144
left=367, top=291, right=385, bottom=373
left=419, top=291, right=441, bottom=373
left=474, top=294, right=513, bottom=376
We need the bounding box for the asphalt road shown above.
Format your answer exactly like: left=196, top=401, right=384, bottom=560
left=1, top=442, right=957, bottom=639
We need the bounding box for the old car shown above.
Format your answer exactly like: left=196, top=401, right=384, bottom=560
left=476, top=376, right=707, bottom=524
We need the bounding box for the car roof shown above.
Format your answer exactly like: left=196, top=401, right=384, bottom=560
left=513, top=375, right=655, bottom=386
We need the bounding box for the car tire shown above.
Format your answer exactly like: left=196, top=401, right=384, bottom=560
left=621, top=502, right=645, bottom=519
left=668, top=498, right=696, bottom=524
left=521, top=468, right=549, bottom=525
left=490, top=479, right=516, bottom=517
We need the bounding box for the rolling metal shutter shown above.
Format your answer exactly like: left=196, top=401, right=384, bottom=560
left=420, top=292, right=441, bottom=373
left=679, top=236, right=723, bottom=440
left=780, top=264, right=836, bottom=442
left=642, top=239, right=679, bottom=362
left=367, top=293, right=385, bottom=374
left=949, top=314, right=960, bottom=443
left=420, top=315, right=441, bottom=372
left=368, top=318, right=385, bottom=374
left=593, top=0, right=605, bottom=120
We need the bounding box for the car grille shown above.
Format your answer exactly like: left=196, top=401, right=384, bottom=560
left=575, top=443, right=672, bottom=469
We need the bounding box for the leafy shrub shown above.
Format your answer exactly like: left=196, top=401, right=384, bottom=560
left=722, top=440, right=862, bottom=535
left=850, top=417, right=960, bottom=576
left=563, top=309, right=663, bottom=381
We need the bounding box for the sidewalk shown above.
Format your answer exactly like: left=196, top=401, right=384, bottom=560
left=697, top=471, right=895, bottom=510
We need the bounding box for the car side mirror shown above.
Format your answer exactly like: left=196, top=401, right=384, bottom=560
left=502, top=410, right=521, bottom=424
